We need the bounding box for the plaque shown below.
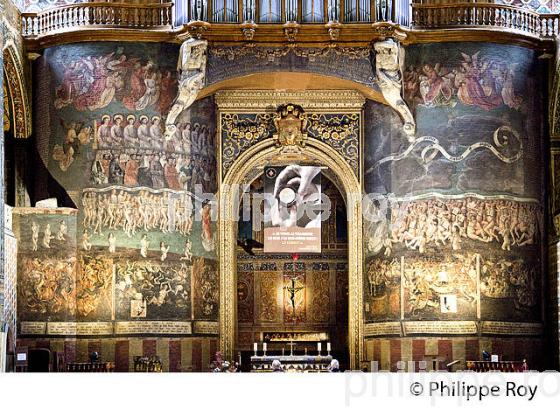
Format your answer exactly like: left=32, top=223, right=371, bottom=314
left=404, top=321, right=477, bottom=335
left=193, top=321, right=219, bottom=335
left=20, top=322, right=46, bottom=335
left=47, top=322, right=77, bottom=335
left=364, top=322, right=401, bottom=336
left=76, top=322, right=114, bottom=336
left=481, top=321, right=542, bottom=336
left=115, top=321, right=192, bottom=335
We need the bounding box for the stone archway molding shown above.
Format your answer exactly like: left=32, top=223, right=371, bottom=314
left=3, top=41, right=31, bottom=139
left=218, top=136, right=364, bottom=370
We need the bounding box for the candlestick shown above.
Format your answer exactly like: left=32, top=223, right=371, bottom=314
left=263, top=343, right=267, bottom=356
left=317, top=342, right=322, bottom=352
left=282, top=348, right=285, bottom=356
left=304, top=348, right=307, bottom=356
left=327, top=342, right=331, bottom=352
left=253, top=343, right=257, bottom=356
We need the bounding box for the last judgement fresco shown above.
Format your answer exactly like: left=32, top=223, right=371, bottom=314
left=5, top=31, right=551, bottom=372
left=21, top=42, right=220, bottom=336
left=363, top=43, right=545, bottom=329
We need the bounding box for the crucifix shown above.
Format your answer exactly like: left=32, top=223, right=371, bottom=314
left=284, top=253, right=304, bottom=319
left=284, top=276, right=304, bottom=317
left=287, top=340, right=296, bottom=356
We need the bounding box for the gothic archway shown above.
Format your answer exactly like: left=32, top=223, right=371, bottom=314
left=218, top=134, right=364, bottom=369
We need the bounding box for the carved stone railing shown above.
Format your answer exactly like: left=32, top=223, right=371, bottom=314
left=21, top=2, right=174, bottom=37
left=412, top=3, right=559, bottom=38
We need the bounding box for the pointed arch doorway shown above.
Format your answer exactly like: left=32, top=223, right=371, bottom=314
left=216, top=90, right=364, bottom=370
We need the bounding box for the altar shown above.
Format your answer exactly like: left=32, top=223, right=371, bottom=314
left=250, top=354, right=333, bottom=372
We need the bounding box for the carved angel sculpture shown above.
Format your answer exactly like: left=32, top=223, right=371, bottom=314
left=165, top=38, right=208, bottom=137
left=373, top=39, right=416, bottom=142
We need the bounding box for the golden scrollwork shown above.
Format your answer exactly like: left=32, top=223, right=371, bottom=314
left=217, top=90, right=365, bottom=177
left=307, top=113, right=360, bottom=174
left=3, top=82, right=10, bottom=132
left=221, top=113, right=274, bottom=176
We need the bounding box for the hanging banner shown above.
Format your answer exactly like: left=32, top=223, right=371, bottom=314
left=263, top=165, right=322, bottom=253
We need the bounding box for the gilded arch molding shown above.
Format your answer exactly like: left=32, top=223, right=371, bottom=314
left=218, top=132, right=364, bottom=370
left=3, top=41, right=31, bottom=139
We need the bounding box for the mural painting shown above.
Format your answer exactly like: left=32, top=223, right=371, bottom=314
left=21, top=43, right=220, bottom=339
left=14, top=210, right=78, bottom=322
left=192, top=257, right=219, bottom=321
left=115, top=260, right=191, bottom=321
left=366, top=43, right=542, bottom=199
left=76, top=255, right=113, bottom=320
left=363, top=43, right=544, bottom=330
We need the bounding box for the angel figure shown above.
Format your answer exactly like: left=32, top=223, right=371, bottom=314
left=419, top=63, right=454, bottom=107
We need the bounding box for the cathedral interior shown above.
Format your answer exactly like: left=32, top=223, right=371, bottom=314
left=1, top=0, right=560, bottom=373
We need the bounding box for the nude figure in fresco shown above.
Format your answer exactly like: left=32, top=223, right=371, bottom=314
left=81, top=229, right=92, bottom=251
left=82, top=188, right=196, bottom=239
left=140, top=234, right=150, bottom=258
left=31, top=221, right=39, bottom=251
left=43, top=224, right=52, bottom=249
left=108, top=232, right=117, bottom=253
left=56, top=220, right=67, bottom=241
left=374, top=198, right=539, bottom=257
left=181, top=240, right=193, bottom=261
left=160, top=241, right=170, bottom=262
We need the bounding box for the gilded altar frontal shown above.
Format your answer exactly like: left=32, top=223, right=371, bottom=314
left=1, top=0, right=560, bottom=378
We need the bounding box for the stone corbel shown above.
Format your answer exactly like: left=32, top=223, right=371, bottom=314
left=165, top=38, right=208, bottom=137
left=372, top=38, right=416, bottom=142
